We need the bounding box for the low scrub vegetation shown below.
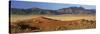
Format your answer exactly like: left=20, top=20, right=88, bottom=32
left=10, top=17, right=96, bottom=33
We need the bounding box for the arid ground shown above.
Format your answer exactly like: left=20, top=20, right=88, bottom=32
left=10, top=14, right=96, bottom=33
left=11, top=14, right=95, bottom=22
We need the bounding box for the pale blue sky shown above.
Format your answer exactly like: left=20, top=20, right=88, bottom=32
left=10, top=0, right=96, bottom=5
left=10, top=0, right=96, bottom=10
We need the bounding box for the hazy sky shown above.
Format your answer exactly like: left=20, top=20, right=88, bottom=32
left=10, top=0, right=96, bottom=5
left=10, top=1, right=96, bottom=10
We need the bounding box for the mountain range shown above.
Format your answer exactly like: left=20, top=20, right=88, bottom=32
left=10, top=7, right=96, bottom=15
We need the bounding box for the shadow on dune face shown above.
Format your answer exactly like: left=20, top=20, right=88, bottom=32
left=10, top=16, right=96, bottom=33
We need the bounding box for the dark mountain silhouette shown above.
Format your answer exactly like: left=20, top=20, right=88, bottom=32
left=10, top=7, right=96, bottom=15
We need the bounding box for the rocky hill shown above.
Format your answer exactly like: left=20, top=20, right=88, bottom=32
left=10, top=7, right=96, bottom=15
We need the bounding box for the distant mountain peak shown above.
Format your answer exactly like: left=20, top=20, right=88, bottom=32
left=30, top=7, right=41, bottom=10
left=69, top=6, right=84, bottom=9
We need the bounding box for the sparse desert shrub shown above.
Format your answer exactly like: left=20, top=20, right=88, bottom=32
left=10, top=20, right=42, bottom=33
left=79, top=19, right=96, bottom=28
left=56, top=26, right=69, bottom=30
left=89, top=20, right=96, bottom=24
left=80, top=19, right=89, bottom=23
left=10, top=17, right=96, bottom=33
